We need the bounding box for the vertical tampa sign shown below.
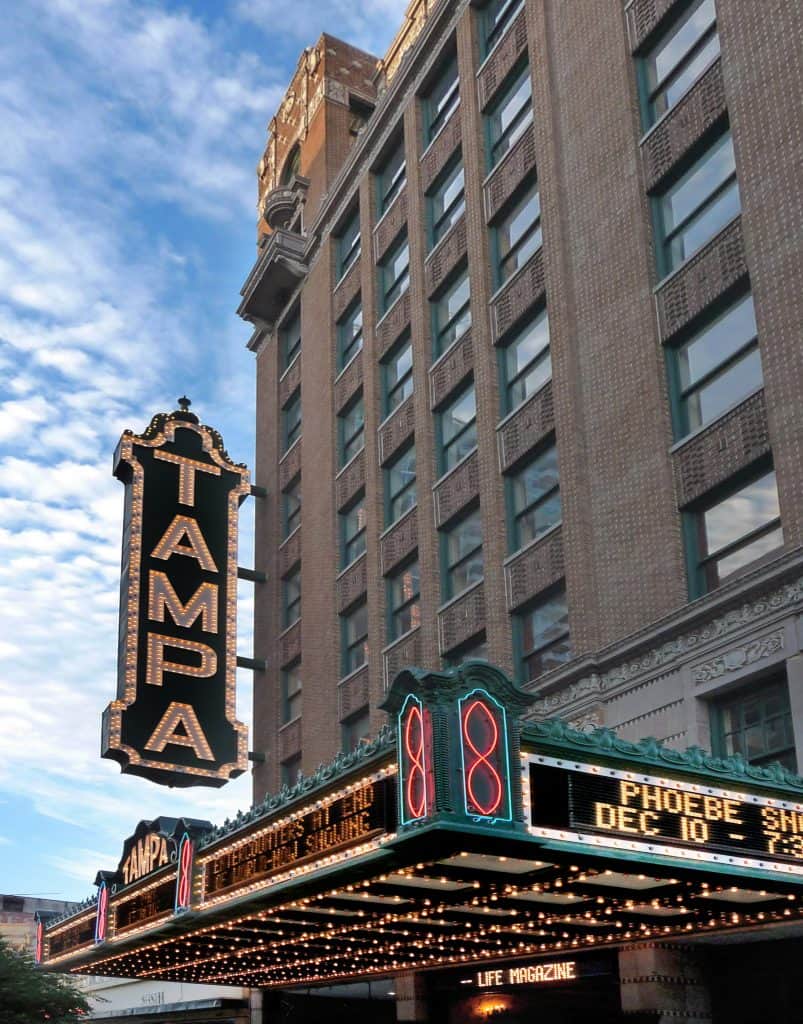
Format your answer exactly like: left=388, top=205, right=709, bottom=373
left=102, top=401, right=250, bottom=786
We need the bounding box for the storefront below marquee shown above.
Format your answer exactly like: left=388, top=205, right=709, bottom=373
left=38, top=664, right=803, bottom=1023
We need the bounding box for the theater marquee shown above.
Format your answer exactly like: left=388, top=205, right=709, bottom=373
left=102, top=401, right=250, bottom=787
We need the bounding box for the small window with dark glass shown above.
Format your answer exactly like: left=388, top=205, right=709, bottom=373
left=487, top=62, right=532, bottom=169
left=386, top=445, right=417, bottom=526
left=382, top=333, right=413, bottom=417
left=342, top=602, right=368, bottom=676
left=341, top=706, right=371, bottom=752
left=443, top=507, right=484, bottom=599
left=439, top=382, right=477, bottom=474
left=388, top=560, right=421, bottom=641
left=339, top=394, right=365, bottom=468
left=518, top=585, right=571, bottom=682
left=509, top=443, right=561, bottom=552
left=690, top=467, right=783, bottom=594
left=281, top=662, right=302, bottom=724
left=642, top=0, right=719, bottom=127
left=279, top=308, right=301, bottom=372
left=282, top=566, right=301, bottom=628
left=380, top=232, right=410, bottom=314
left=494, top=180, right=542, bottom=286
left=501, top=307, right=551, bottom=412
left=337, top=298, right=363, bottom=371
left=712, top=675, right=795, bottom=772
left=282, top=390, right=301, bottom=452
left=378, top=135, right=406, bottom=215
left=672, top=291, right=761, bottom=437
left=656, top=130, right=739, bottom=274
left=423, top=55, right=460, bottom=144
left=445, top=634, right=489, bottom=667
left=428, top=156, right=465, bottom=249
left=432, top=265, right=471, bottom=358
left=341, top=493, right=367, bottom=567
left=282, top=476, right=301, bottom=539
left=281, top=752, right=302, bottom=787
left=337, top=207, right=361, bottom=279
left=482, top=0, right=524, bottom=55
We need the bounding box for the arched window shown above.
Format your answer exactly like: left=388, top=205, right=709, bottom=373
left=280, top=145, right=300, bottom=186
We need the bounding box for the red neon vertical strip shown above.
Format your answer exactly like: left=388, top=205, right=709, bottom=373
left=462, top=699, right=504, bottom=817
left=403, top=704, right=427, bottom=819
left=95, top=885, right=108, bottom=943
left=35, top=921, right=43, bottom=964
left=178, top=838, right=193, bottom=909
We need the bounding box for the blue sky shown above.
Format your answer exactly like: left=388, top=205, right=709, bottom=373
left=0, top=0, right=406, bottom=902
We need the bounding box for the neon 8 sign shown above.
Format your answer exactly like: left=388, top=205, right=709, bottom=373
left=175, top=832, right=194, bottom=913
left=94, top=881, right=109, bottom=944
left=398, top=694, right=434, bottom=824
left=458, top=689, right=512, bottom=822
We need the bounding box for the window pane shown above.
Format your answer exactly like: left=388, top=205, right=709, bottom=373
left=489, top=67, right=532, bottom=165
left=646, top=0, right=718, bottom=119
left=339, top=212, right=361, bottom=275
left=498, top=186, right=541, bottom=281
left=280, top=309, right=301, bottom=370
left=435, top=270, right=471, bottom=352
left=669, top=181, right=740, bottom=267
left=685, top=348, right=762, bottom=431
left=486, top=0, right=523, bottom=49
left=664, top=134, right=735, bottom=229
left=339, top=301, right=363, bottom=368
left=383, top=236, right=410, bottom=309
left=380, top=140, right=406, bottom=211
left=703, top=472, right=781, bottom=559
left=427, top=60, right=459, bottom=139
left=505, top=309, right=550, bottom=407
left=520, top=588, right=571, bottom=680
left=442, top=388, right=476, bottom=444
left=283, top=479, right=301, bottom=537
left=679, top=295, right=757, bottom=390
left=660, top=33, right=720, bottom=117
left=714, top=678, right=795, bottom=769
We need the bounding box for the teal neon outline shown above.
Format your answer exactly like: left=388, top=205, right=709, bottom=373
left=458, top=687, right=512, bottom=823
left=174, top=832, right=193, bottom=914
left=398, top=693, right=429, bottom=825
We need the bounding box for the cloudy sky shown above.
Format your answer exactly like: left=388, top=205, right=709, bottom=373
left=0, top=0, right=406, bottom=903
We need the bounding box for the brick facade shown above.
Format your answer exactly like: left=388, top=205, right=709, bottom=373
left=243, top=2, right=803, bottom=803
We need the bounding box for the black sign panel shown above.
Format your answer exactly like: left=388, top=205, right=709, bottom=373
left=115, top=877, right=176, bottom=934
left=530, top=761, right=803, bottom=867
left=102, top=408, right=249, bottom=787
left=205, top=777, right=394, bottom=899
left=47, top=915, right=95, bottom=959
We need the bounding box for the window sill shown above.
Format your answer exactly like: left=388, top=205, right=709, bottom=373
left=279, top=351, right=301, bottom=384
left=481, top=116, right=534, bottom=191
left=334, top=253, right=361, bottom=291
left=278, top=618, right=300, bottom=639
left=653, top=212, right=742, bottom=294
left=487, top=242, right=544, bottom=306
left=638, top=54, right=722, bottom=147
left=432, top=445, right=478, bottom=491
left=419, top=100, right=462, bottom=163
left=380, top=503, right=417, bottom=541
left=279, top=435, right=302, bottom=463
left=334, top=346, right=362, bottom=385
left=335, top=445, right=365, bottom=480
left=437, top=576, right=484, bottom=615
left=474, top=0, right=526, bottom=80
left=503, top=520, right=562, bottom=567
left=278, top=525, right=301, bottom=551
left=495, top=375, right=552, bottom=432
left=278, top=716, right=302, bottom=732
left=424, top=210, right=467, bottom=268
left=338, top=663, right=369, bottom=687
left=430, top=323, right=472, bottom=375
left=668, top=385, right=764, bottom=455
left=382, top=623, right=421, bottom=656
left=375, top=286, right=410, bottom=332
left=377, top=392, right=413, bottom=433
left=337, top=550, right=367, bottom=580
left=374, top=184, right=407, bottom=238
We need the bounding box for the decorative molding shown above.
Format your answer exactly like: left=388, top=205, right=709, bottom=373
left=692, top=631, right=785, bottom=684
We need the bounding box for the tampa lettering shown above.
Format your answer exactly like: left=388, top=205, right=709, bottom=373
left=143, top=453, right=220, bottom=762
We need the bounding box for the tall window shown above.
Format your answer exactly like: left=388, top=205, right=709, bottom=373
left=509, top=443, right=561, bottom=552
left=337, top=208, right=361, bottom=279
left=341, top=494, right=367, bottom=567
left=342, top=707, right=371, bottom=752
left=386, top=445, right=417, bottom=525
left=282, top=476, right=301, bottom=539
left=494, top=181, right=542, bottom=286
left=281, top=753, right=302, bottom=787
left=428, top=157, right=465, bottom=249
left=711, top=676, right=795, bottom=772
left=378, top=136, right=406, bottom=215
left=446, top=635, right=489, bottom=667
left=671, top=291, right=761, bottom=437
left=690, top=468, right=783, bottom=594
left=482, top=0, right=524, bottom=55
left=487, top=63, right=532, bottom=168
left=339, top=395, right=365, bottom=468
left=380, top=233, right=410, bottom=313
left=641, top=0, right=719, bottom=126
left=342, top=601, right=368, bottom=676
left=282, top=390, right=301, bottom=452
left=443, top=508, right=484, bottom=599
left=501, top=307, right=551, bottom=412
left=337, top=298, right=363, bottom=371
left=656, top=131, right=739, bottom=274
left=432, top=266, right=471, bottom=357
left=518, top=586, right=571, bottom=681
left=279, top=308, right=301, bottom=372
left=388, top=560, right=421, bottom=641
left=424, top=56, right=460, bottom=144
left=439, top=383, right=477, bottom=474
left=382, top=334, right=413, bottom=417
left=281, top=662, right=302, bottom=724
left=282, top=566, right=301, bottom=628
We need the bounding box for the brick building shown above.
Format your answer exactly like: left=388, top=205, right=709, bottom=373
left=239, top=0, right=803, bottom=802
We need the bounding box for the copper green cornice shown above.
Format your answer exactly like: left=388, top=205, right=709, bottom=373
left=381, top=660, right=537, bottom=716
left=522, top=718, right=803, bottom=796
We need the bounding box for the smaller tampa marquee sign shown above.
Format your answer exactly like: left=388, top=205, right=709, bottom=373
left=102, top=400, right=250, bottom=787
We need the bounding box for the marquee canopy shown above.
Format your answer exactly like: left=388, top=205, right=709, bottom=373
left=39, top=664, right=803, bottom=989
